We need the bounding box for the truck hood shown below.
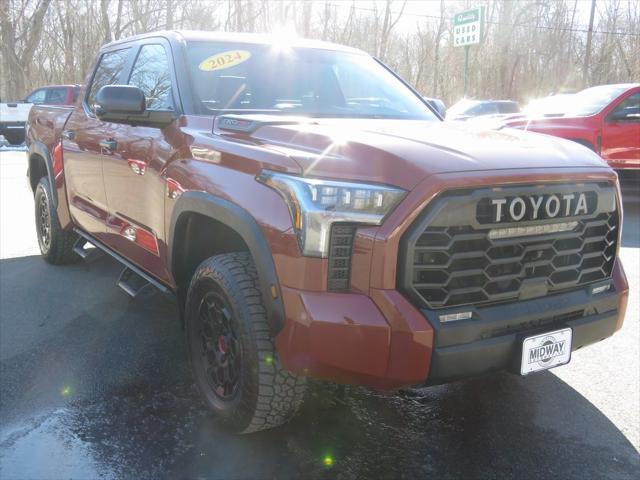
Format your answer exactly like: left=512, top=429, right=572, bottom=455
left=249, top=119, right=608, bottom=190
left=502, top=115, right=590, bottom=130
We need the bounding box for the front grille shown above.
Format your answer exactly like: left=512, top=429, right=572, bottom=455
left=483, top=309, right=585, bottom=339
left=401, top=184, right=618, bottom=309
left=327, top=224, right=356, bottom=291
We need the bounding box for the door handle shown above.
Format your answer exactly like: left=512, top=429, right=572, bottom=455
left=99, top=139, right=117, bottom=152
left=62, top=130, right=75, bottom=140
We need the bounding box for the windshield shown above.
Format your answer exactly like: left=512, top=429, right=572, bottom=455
left=524, top=94, right=575, bottom=115
left=186, top=42, right=438, bottom=120
left=559, top=85, right=630, bottom=116
left=446, top=99, right=479, bottom=116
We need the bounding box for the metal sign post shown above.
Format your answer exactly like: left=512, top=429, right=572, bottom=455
left=464, top=45, right=470, bottom=97
left=453, top=6, right=485, bottom=97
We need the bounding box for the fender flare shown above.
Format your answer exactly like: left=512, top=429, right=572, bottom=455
left=168, top=191, right=285, bottom=334
left=28, top=141, right=57, bottom=206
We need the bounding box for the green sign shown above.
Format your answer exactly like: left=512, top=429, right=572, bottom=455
left=454, top=10, right=480, bottom=26
left=453, top=6, right=485, bottom=47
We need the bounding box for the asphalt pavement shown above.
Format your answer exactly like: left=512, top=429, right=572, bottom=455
left=0, top=150, right=638, bottom=479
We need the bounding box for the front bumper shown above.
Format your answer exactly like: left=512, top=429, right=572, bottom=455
left=276, top=260, right=628, bottom=390
left=425, top=260, right=628, bottom=384
left=273, top=168, right=628, bottom=389
left=275, top=286, right=434, bottom=390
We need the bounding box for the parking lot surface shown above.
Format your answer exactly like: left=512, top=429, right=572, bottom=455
left=1, top=150, right=638, bottom=479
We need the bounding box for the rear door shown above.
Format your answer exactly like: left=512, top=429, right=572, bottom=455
left=101, top=41, right=179, bottom=284
left=62, top=47, right=132, bottom=239
left=601, top=91, right=640, bottom=168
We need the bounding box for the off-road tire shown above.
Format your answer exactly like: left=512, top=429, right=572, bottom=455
left=185, top=252, right=306, bottom=433
left=34, top=177, right=78, bottom=265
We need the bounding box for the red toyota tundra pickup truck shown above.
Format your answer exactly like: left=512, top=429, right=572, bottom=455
left=26, top=31, right=629, bottom=433
left=503, top=84, right=640, bottom=170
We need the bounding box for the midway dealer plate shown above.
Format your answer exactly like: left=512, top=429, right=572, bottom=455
left=521, top=328, right=572, bottom=375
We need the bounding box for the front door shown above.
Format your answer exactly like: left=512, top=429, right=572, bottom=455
left=602, top=91, right=640, bottom=169
left=62, top=47, right=132, bottom=240
left=101, top=42, right=179, bottom=284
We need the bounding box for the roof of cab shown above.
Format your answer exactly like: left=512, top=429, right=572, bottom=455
left=103, top=30, right=367, bottom=55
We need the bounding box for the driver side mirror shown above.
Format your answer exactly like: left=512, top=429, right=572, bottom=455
left=95, top=85, right=174, bottom=128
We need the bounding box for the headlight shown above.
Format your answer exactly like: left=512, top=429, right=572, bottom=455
left=257, top=170, right=406, bottom=257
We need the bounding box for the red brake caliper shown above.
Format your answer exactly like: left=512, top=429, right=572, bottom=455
left=217, top=336, right=228, bottom=355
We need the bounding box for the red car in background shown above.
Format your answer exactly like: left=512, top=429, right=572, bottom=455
left=503, top=84, right=640, bottom=170
left=23, top=85, right=80, bottom=105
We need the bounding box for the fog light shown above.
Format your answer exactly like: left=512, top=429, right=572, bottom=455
left=489, top=221, right=578, bottom=240
left=592, top=284, right=611, bottom=295
left=439, top=311, right=473, bottom=322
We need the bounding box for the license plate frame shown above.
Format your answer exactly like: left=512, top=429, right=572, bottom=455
left=521, top=328, right=572, bottom=375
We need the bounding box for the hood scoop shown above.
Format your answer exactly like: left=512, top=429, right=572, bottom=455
left=215, top=114, right=316, bottom=134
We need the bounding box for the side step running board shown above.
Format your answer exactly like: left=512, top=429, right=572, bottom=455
left=118, top=267, right=152, bottom=298
left=73, top=228, right=169, bottom=296
left=73, top=236, right=102, bottom=260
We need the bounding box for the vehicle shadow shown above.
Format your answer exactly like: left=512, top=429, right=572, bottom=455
left=1, top=255, right=638, bottom=479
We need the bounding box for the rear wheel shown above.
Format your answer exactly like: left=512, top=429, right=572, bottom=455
left=185, top=252, right=306, bottom=433
left=34, top=177, right=78, bottom=264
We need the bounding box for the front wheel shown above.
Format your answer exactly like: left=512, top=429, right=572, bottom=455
left=185, top=252, right=306, bottom=433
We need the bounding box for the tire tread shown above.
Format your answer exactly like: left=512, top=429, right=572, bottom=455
left=35, top=177, right=78, bottom=265
left=187, top=252, right=306, bottom=433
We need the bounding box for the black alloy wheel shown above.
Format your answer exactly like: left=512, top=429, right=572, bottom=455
left=197, top=289, right=242, bottom=400
left=185, top=252, right=307, bottom=433
left=33, top=176, right=78, bottom=264
left=36, top=191, right=52, bottom=252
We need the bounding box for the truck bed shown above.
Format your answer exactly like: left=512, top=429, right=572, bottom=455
left=26, top=105, right=74, bottom=153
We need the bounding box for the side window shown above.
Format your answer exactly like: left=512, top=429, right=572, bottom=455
left=468, top=104, right=483, bottom=115
left=499, top=102, right=520, bottom=114
left=468, top=103, right=497, bottom=115
left=26, top=89, right=46, bottom=104
left=45, top=88, right=67, bottom=104
left=611, top=93, right=640, bottom=122
left=480, top=103, right=499, bottom=115
left=86, top=48, right=131, bottom=113
left=128, top=44, right=174, bottom=110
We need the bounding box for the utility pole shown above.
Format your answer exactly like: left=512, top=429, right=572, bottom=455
left=463, top=45, right=470, bottom=97
left=583, top=0, right=596, bottom=89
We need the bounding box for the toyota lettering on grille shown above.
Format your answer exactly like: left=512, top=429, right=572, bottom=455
left=476, top=191, right=597, bottom=224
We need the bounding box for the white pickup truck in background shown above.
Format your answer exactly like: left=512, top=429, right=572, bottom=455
left=0, top=102, right=33, bottom=147
left=1, top=85, right=79, bottom=147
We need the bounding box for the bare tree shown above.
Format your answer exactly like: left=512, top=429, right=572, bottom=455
left=1, top=0, right=52, bottom=100
left=377, top=0, right=408, bottom=60
left=1, top=0, right=638, bottom=105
